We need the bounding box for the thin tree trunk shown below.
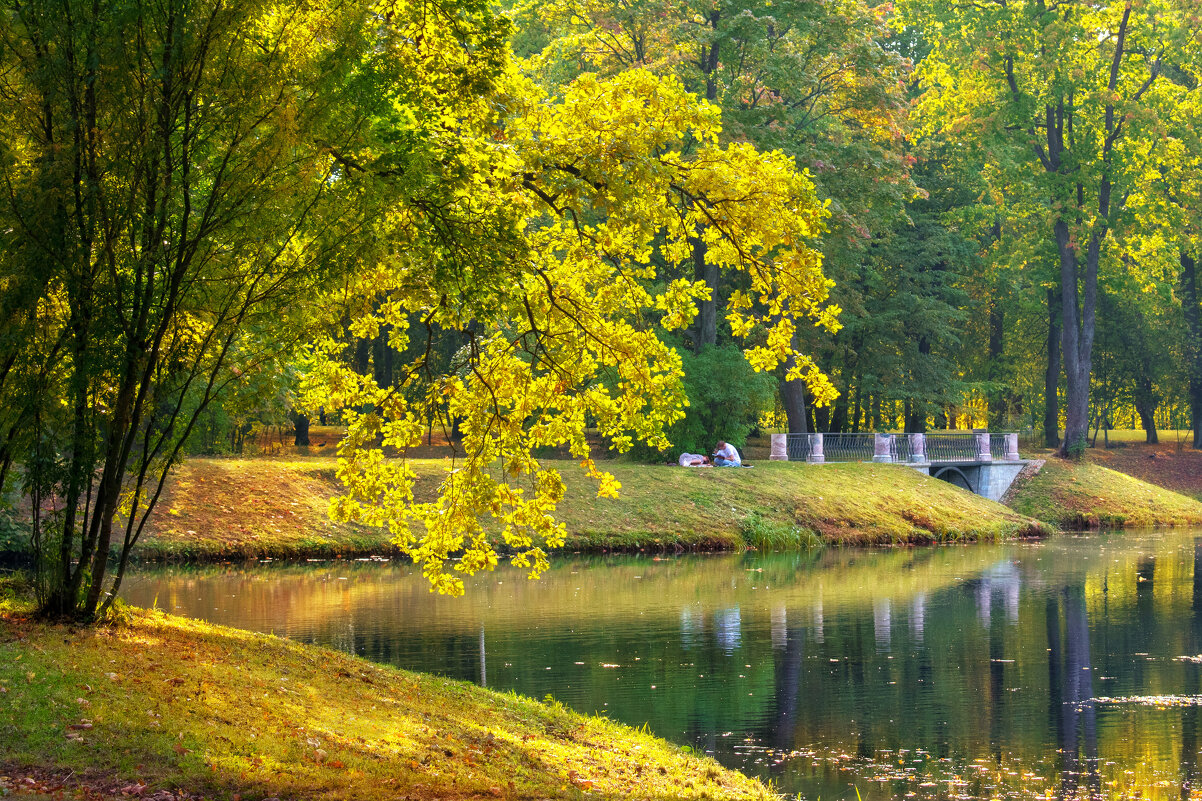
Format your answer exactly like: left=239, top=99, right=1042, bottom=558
left=1045, top=287, right=1061, bottom=448
left=1180, top=252, right=1202, bottom=449
left=692, top=237, right=719, bottom=351
left=988, top=299, right=1005, bottom=429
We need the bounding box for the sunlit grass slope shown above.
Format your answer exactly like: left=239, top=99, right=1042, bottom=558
left=142, top=458, right=390, bottom=559
left=553, top=460, right=1047, bottom=547
left=138, top=457, right=1048, bottom=560
left=1005, top=457, right=1202, bottom=529
left=0, top=606, right=772, bottom=800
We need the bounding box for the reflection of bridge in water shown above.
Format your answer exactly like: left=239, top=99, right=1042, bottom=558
left=771, top=431, right=1029, bottom=501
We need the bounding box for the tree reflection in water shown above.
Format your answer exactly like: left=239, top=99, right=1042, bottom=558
left=123, top=532, right=1202, bottom=801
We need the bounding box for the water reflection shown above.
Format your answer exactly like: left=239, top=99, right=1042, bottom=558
left=124, top=532, right=1202, bottom=800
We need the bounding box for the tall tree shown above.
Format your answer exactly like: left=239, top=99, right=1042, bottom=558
left=520, top=0, right=913, bottom=428
left=903, top=0, right=1198, bottom=455
left=305, top=70, right=838, bottom=594
left=0, top=0, right=511, bottom=618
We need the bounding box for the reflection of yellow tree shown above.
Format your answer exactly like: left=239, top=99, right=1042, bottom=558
left=136, top=545, right=1013, bottom=636
left=133, top=533, right=1202, bottom=801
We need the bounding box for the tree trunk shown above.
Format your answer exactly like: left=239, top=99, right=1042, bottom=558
left=692, top=237, right=719, bottom=351
left=690, top=12, right=722, bottom=353
left=1134, top=376, right=1158, bottom=444
left=293, top=412, right=311, bottom=447
left=1057, top=216, right=1099, bottom=458
left=1180, top=252, right=1202, bottom=450
left=851, top=379, right=863, bottom=432
left=779, top=362, right=808, bottom=436
left=1044, top=287, right=1061, bottom=448
left=988, top=299, right=1005, bottom=429
left=373, top=326, right=394, bottom=388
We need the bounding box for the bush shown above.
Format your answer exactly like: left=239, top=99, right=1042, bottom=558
left=634, top=344, right=776, bottom=460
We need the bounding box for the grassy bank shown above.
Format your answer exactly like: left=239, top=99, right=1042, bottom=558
left=1005, top=457, right=1202, bottom=529
left=134, top=457, right=1048, bottom=560
left=138, top=458, right=389, bottom=559
left=0, top=603, right=772, bottom=800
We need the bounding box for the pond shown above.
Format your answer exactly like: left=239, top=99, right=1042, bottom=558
left=123, top=531, right=1202, bottom=801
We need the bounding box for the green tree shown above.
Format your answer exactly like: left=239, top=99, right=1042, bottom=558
left=519, top=0, right=913, bottom=429
left=902, top=0, right=1200, bottom=455
left=0, top=0, right=511, bottom=618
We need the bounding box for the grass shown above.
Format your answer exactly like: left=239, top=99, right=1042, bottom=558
left=0, top=604, right=773, bottom=801
left=551, top=460, right=1048, bottom=547
left=1005, top=456, right=1202, bottom=529
left=132, top=457, right=1049, bottom=561
left=138, top=458, right=393, bottom=560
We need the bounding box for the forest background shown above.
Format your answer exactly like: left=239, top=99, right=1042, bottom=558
left=1, top=0, right=1201, bottom=618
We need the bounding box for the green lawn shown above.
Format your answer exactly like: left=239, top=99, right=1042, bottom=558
left=132, top=456, right=1048, bottom=561
left=1005, top=457, right=1202, bottom=529
left=0, top=603, right=771, bottom=800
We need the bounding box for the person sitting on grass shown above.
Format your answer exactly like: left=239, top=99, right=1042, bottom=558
left=711, top=440, right=741, bottom=467
left=678, top=452, right=712, bottom=467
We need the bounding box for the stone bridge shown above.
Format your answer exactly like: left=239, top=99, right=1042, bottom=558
left=768, top=431, right=1027, bottom=502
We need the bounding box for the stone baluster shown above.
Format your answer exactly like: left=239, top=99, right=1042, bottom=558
left=908, top=432, right=927, bottom=463
left=1004, top=432, right=1020, bottom=461
left=808, top=433, right=825, bottom=464
left=975, top=431, right=992, bottom=462
left=873, top=433, right=893, bottom=463
left=770, top=433, right=787, bottom=461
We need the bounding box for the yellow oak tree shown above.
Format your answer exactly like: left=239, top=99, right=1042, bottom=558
left=304, top=68, right=838, bottom=594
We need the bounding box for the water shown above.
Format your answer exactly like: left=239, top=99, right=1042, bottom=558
left=123, top=531, right=1202, bottom=800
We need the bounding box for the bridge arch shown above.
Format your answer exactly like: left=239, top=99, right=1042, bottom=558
left=933, top=465, right=975, bottom=494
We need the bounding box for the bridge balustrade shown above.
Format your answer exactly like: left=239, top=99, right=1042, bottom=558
left=780, top=432, right=1016, bottom=464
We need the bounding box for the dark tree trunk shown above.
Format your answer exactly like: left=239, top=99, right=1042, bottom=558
left=907, top=338, right=931, bottom=433
left=1180, top=252, right=1202, bottom=450
left=814, top=405, right=829, bottom=432
left=988, top=299, right=1006, bottom=429
left=1045, top=287, right=1061, bottom=448
left=1134, top=377, right=1158, bottom=444
left=293, top=412, right=310, bottom=447
left=851, top=380, right=863, bottom=432
left=779, top=377, right=808, bottom=436
left=1052, top=5, right=1130, bottom=456
left=689, top=11, right=722, bottom=353
left=355, top=337, right=371, bottom=375
left=372, top=326, right=394, bottom=388
left=1057, top=216, right=1100, bottom=458
left=692, top=238, right=719, bottom=351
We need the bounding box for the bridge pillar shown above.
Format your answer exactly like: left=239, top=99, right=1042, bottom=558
left=1004, top=433, right=1020, bottom=461
left=975, top=462, right=1027, bottom=502
left=770, top=433, right=787, bottom=461
left=908, top=433, right=927, bottom=463
left=809, top=433, right=825, bottom=464
left=975, top=432, right=992, bottom=462
left=873, top=433, right=893, bottom=463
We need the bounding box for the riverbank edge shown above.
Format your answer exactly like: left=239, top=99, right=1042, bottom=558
left=1003, top=457, right=1202, bottom=530
left=0, top=457, right=1066, bottom=565
left=0, top=602, right=774, bottom=801
left=19, top=453, right=1202, bottom=566
left=27, top=458, right=1052, bottom=563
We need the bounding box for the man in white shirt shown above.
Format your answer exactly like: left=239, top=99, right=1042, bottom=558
left=712, top=440, right=741, bottom=466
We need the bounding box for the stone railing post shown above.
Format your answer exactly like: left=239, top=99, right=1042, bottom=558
left=908, top=432, right=926, bottom=463
left=1004, top=432, right=1020, bottom=461
left=770, top=433, right=787, bottom=461
left=873, top=432, right=893, bottom=463
left=975, top=431, right=992, bottom=462
left=808, top=433, right=825, bottom=464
